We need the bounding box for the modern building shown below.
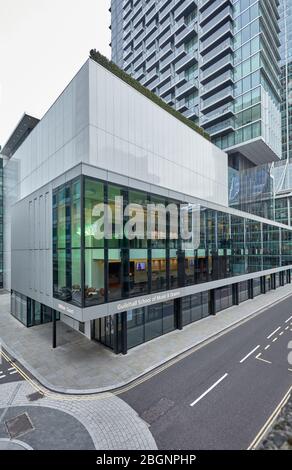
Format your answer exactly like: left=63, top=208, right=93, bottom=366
left=279, top=0, right=292, bottom=161
left=0, top=114, right=40, bottom=291
left=2, top=55, right=292, bottom=354
left=110, top=0, right=282, bottom=169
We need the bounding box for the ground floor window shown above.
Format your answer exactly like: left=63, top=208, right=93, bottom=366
left=215, top=285, right=233, bottom=313
left=11, top=291, right=60, bottom=327
left=239, top=281, right=249, bottom=303
left=127, top=301, right=175, bottom=350
left=265, top=275, right=272, bottom=292
left=182, top=292, right=210, bottom=327
left=253, top=277, right=261, bottom=297
left=94, top=315, right=115, bottom=350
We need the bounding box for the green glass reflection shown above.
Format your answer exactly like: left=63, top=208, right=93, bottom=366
left=57, top=188, right=66, bottom=249
left=71, top=180, right=81, bottom=248
left=85, top=179, right=104, bottom=248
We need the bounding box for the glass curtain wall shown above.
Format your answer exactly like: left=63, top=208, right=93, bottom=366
left=11, top=291, right=60, bottom=327
left=53, top=176, right=292, bottom=308
left=53, top=178, right=81, bottom=306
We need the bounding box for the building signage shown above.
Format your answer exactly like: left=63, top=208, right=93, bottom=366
left=116, top=290, right=181, bottom=312
left=58, top=303, right=75, bottom=315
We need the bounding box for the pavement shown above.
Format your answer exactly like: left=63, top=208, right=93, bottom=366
left=0, top=352, right=156, bottom=450
left=1, top=285, right=292, bottom=393
left=120, top=295, right=292, bottom=450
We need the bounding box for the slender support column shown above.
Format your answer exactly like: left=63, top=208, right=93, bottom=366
left=52, top=310, right=57, bottom=349
left=248, top=279, right=254, bottom=299
left=121, top=311, right=128, bottom=355
left=261, top=276, right=266, bottom=294
left=210, top=289, right=216, bottom=316
left=232, top=283, right=239, bottom=305
left=272, top=273, right=276, bottom=290
left=175, top=297, right=183, bottom=330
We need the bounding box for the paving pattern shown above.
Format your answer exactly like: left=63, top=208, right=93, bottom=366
left=0, top=352, right=157, bottom=450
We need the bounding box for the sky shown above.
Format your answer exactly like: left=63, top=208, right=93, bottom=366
left=0, top=0, right=111, bottom=147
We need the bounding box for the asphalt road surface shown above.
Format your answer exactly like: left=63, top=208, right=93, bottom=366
left=0, top=354, right=23, bottom=385
left=121, top=295, right=292, bottom=450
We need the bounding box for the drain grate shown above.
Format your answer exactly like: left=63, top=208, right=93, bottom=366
left=5, top=413, right=34, bottom=439
left=141, top=397, right=174, bottom=425
left=27, top=391, right=44, bottom=402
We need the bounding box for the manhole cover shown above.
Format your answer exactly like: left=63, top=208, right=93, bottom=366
left=5, top=413, right=34, bottom=439
left=141, top=397, right=174, bottom=425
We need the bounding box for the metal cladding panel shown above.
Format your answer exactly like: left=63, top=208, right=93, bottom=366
left=88, top=59, right=229, bottom=207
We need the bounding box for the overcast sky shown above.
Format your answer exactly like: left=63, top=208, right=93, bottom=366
left=0, top=0, right=111, bottom=147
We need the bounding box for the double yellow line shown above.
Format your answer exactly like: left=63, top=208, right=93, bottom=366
left=248, top=384, right=292, bottom=449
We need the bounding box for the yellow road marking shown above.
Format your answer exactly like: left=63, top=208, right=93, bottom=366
left=248, top=385, right=292, bottom=449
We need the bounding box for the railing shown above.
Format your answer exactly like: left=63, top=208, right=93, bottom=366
left=201, top=70, right=234, bottom=95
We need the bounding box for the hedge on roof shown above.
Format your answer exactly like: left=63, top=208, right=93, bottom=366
left=90, top=50, right=210, bottom=141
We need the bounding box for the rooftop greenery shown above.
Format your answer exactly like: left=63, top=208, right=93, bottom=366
left=90, top=50, right=210, bottom=141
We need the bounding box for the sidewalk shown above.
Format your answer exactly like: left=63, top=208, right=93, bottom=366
left=1, top=285, right=292, bottom=394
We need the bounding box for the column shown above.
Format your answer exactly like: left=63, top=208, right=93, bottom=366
left=248, top=279, right=254, bottom=299
left=175, top=297, right=183, bottom=330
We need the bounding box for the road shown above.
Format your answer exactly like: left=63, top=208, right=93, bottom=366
left=0, top=354, right=23, bottom=384
left=120, top=295, right=292, bottom=450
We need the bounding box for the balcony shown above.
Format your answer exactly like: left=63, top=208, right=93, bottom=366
left=123, top=47, right=133, bottom=62
left=199, top=6, right=233, bottom=41
left=200, top=0, right=232, bottom=26
left=146, top=53, right=159, bottom=72
left=204, top=117, right=235, bottom=137
left=200, top=103, right=234, bottom=127
left=143, top=69, right=159, bottom=87
left=174, top=71, right=187, bottom=88
left=148, top=77, right=160, bottom=91
left=175, top=49, right=198, bottom=73
left=200, top=38, right=233, bottom=67
left=200, top=54, right=233, bottom=83
left=176, top=77, right=199, bottom=100
left=164, top=92, right=175, bottom=106
left=201, top=86, right=233, bottom=114
left=175, top=19, right=198, bottom=47
left=159, top=76, right=176, bottom=97
left=200, top=70, right=234, bottom=98
left=174, top=0, right=196, bottom=20
left=200, top=22, right=233, bottom=54
left=133, top=54, right=146, bottom=72
left=176, top=98, right=188, bottom=113
left=184, top=106, right=199, bottom=120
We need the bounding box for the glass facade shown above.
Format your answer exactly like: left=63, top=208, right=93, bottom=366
left=182, top=292, right=209, bottom=327
left=53, top=176, right=292, bottom=309
left=0, top=158, right=3, bottom=288
left=11, top=291, right=60, bottom=327
left=279, top=0, right=292, bottom=160
left=126, top=301, right=176, bottom=350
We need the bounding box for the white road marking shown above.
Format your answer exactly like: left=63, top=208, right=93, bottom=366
left=9, top=370, right=18, bottom=375
left=267, top=327, right=281, bottom=339
left=256, top=353, right=272, bottom=364
left=0, top=375, right=6, bottom=379
left=279, top=331, right=284, bottom=336
left=285, top=315, right=292, bottom=323
left=239, top=345, right=260, bottom=364
left=8, top=367, right=15, bottom=371
left=285, top=326, right=289, bottom=330
left=272, top=337, right=278, bottom=342
left=265, top=345, right=270, bottom=350
left=289, top=369, right=292, bottom=373
left=190, top=373, right=228, bottom=407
